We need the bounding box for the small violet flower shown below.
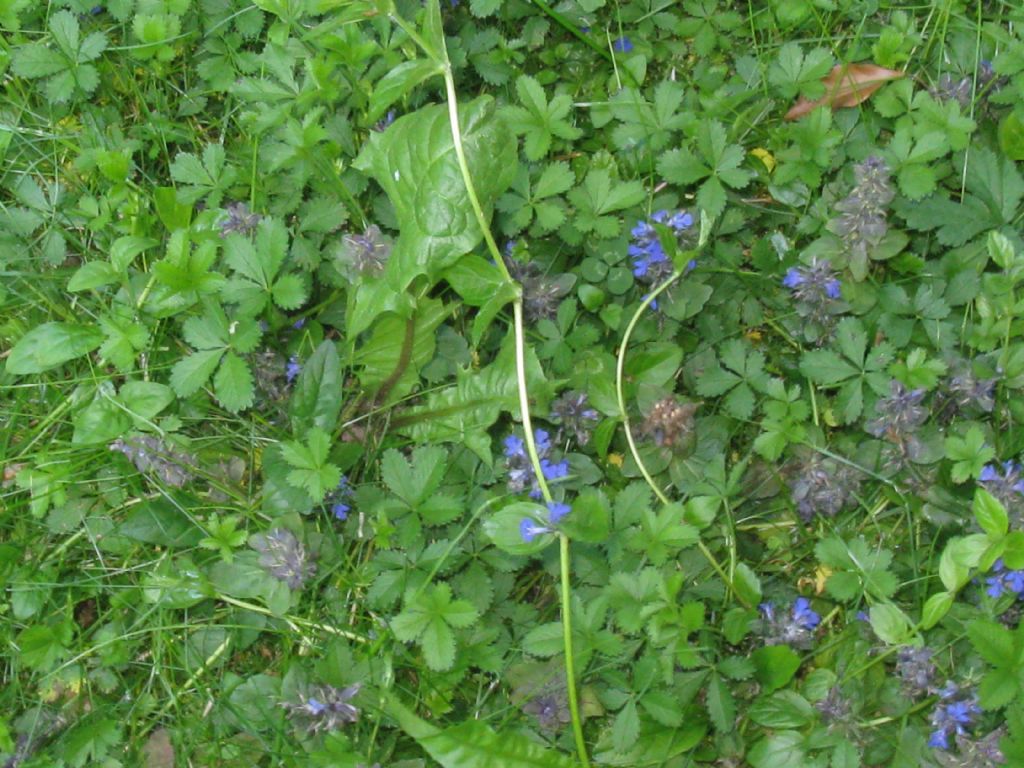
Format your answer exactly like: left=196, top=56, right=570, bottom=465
left=519, top=501, right=572, bottom=543
left=327, top=475, right=354, bottom=520
left=520, top=518, right=552, bottom=543
left=792, top=597, right=821, bottom=629
left=549, top=391, right=599, bottom=445
left=629, top=210, right=695, bottom=286
left=505, top=428, right=570, bottom=498
left=282, top=683, right=361, bottom=734
left=928, top=684, right=980, bottom=750
left=546, top=501, right=571, bottom=525
left=985, top=558, right=1024, bottom=599
left=286, top=355, right=302, bottom=384
left=761, top=596, right=820, bottom=649
left=612, top=37, right=633, bottom=53
left=979, top=460, right=1024, bottom=510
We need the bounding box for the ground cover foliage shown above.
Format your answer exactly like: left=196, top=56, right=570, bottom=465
left=2, top=0, right=1024, bottom=765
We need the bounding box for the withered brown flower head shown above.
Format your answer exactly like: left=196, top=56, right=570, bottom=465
left=640, top=398, right=699, bottom=450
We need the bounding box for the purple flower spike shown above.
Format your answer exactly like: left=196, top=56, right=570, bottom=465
left=928, top=687, right=980, bottom=751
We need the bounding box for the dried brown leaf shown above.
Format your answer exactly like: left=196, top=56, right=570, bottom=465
left=785, top=62, right=904, bottom=120
left=143, top=728, right=175, bottom=768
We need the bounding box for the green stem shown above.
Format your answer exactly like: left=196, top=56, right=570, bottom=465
left=514, top=300, right=590, bottom=767
left=615, top=273, right=681, bottom=504
left=513, top=300, right=551, bottom=503
left=385, top=5, right=587, bottom=760
left=527, top=0, right=613, bottom=63
left=560, top=532, right=589, bottom=768
left=614, top=250, right=747, bottom=606
left=433, top=11, right=585, bottom=759
left=441, top=68, right=513, bottom=283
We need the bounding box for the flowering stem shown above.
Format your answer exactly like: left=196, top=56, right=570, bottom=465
left=426, top=7, right=588, bottom=763
left=615, top=271, right=682, bottom=505
left=614, top=256, right=747, bottom=606
left=514, top=300, right=590, bottom=767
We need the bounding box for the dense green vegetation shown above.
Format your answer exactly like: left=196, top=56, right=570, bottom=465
left=2, top=1, right=1024, bottom=766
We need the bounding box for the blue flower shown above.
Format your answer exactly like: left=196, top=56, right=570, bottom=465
left=504, top=434, right=526, bottom=459
left=629, top=211, right=693, bottom=285
left=520, top=518, right=552, bottom=543
left=979, top=460, right=1024, bottom=498
left=782, top=260, right=843, bottom=329
left=535, top=429, right=552, bottom=456
left=760, top=597, right=820, bottom=648
left=328, top=476, right=353, bottom=520
left=929, top=685, right=980, bottom=750
left=306, top=697, right=326, bottom=715
left=985, top=559, right=1024, bottom=598
left=792, top=597, right=821, bottom=630
left=547, top=501, right=570, bottom=525
left=652, top=210, right=693, bottom=230
left=286, top=355, right=302, bottom=383
left=292, top=317, right=306, bottom=329
left=612, top=37, right=633, bottom=53
left=782, top=268, right=804, bottom=288
left=540, top=458, right=569, bottom=481
left=505, top=428, right=570, bottom=498
left=520, top=501, right=571, bottom=542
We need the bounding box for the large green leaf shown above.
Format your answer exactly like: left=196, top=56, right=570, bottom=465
left=118, top=497, right=204, bottom=547
left=353, top=96, right=517, bottom=290
left=5, top=322, right=103, bottom=375
left=384, top=693, right=580, bottom=768
left=398, top=340, right=541, bottom=462
left=289, top=340, right=343, bottom=436
left=356, top=297, right=451, bottom=404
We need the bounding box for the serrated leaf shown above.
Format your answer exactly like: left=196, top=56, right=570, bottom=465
left=534, top=161, right=575, bottom=199
left=213, top=352, right=254, bottom=412
left=658, top=147, right=708, bottom=184
left=706, top=673, right=735, bottom=732
left=271, top=272, right=308, bottom=309
left=611, top=699, right=640, bottom=754
left=11, top=44, right=67, bottom=78
left=170, top=348, right=224, bottom=397
left=800, top=350, right=857, bottom=384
